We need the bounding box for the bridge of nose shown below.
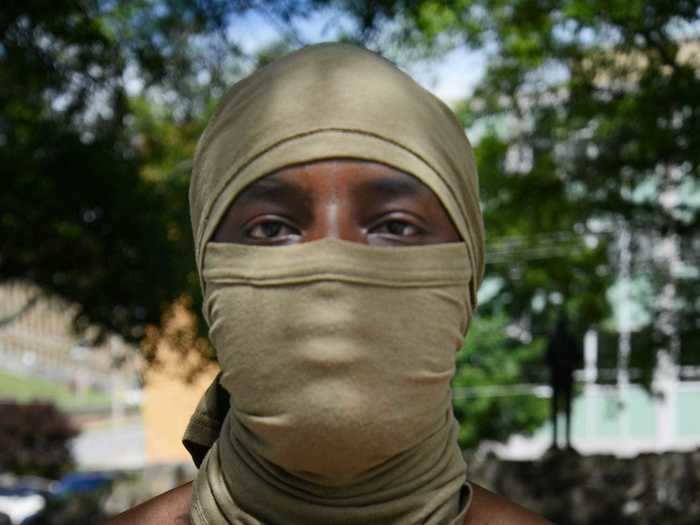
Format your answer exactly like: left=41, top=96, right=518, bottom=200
left=303, top=173, right=366, bottom=243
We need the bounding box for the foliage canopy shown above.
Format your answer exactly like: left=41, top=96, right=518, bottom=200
left=4, top=0, right=699, bottom=448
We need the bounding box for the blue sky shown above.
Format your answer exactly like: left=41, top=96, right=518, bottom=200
left=226, top=9, right=486, bottom=105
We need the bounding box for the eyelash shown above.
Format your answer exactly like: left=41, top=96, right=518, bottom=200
left=373, top=220, right=421, bottom=237
left=368, top=213, right=427, bottom=238
left=244, top=217, right=424, bottom=240
left=246, top=221, right=294, bottom=239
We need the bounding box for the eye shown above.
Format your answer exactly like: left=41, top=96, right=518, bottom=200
left=372, top=219, right=423, bottom=237
left=245, top=220, right=298, bottom=240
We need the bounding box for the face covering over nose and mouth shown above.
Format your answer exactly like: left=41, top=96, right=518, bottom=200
left=186, top=43, right=486, bottom=524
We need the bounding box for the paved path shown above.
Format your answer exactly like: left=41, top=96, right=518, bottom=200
left=72, top=416, right=145, bottom=470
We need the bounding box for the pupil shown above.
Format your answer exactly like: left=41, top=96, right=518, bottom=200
left=262, top=223, right=281, bottom=237
left=388, top=221, right=404, bottom=235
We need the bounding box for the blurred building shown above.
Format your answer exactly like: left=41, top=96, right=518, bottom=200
left=0, top=282, right=144, bottom=469
left=0, top=282, right=123, bottom=390
left=490, top=330, right=700, bottom=459
left=0, top=282, right=218, bottom=471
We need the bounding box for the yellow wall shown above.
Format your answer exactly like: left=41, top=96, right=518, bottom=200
left=143, top=306, right=219, bottom=464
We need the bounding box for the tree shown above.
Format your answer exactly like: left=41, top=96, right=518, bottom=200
left=347, top=0, right=700, bottom=375
left=0, top=0, right=354, bottom=347
left=12, top=0, right=694, bottom=448
left=0, top=1, right=566, bottom=446
left=0, top=1, right=260, bottom=344
left=453, top=314, right=548, bottom=449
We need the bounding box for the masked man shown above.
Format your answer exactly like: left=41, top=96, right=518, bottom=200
left=104, top=43, right=549, bottom=525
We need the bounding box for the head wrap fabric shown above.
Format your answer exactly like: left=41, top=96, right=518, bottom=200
left=186, top=42, right=485, bottom=524
left=189, top=42, right=485, bottom=309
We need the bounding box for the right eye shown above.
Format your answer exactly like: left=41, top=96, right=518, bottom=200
left=245, top=220, right=298, bottom=240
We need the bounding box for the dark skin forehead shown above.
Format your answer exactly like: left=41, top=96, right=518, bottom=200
left=212, top=159, right=461, bottom=246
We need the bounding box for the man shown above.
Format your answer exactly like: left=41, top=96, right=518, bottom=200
left=546, top=314, right=581, bottom=450
left=104, top=43, right=550, bottom=524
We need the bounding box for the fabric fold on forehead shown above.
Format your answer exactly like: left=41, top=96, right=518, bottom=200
left=189, top=42, right=485, bottom=308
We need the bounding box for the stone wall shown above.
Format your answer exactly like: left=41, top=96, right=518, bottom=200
left=467, top=448, right=700, bottom=524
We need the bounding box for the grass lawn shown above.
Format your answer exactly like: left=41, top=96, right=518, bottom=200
left=0, top=369, right=111, bottom=410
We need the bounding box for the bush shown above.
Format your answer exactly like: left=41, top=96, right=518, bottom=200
left=453, top=314, right=549, bottom=449
left=0, top=401, right=79, bottom=479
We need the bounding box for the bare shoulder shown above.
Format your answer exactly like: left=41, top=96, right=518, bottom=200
left=101, top=481, right=193, bottom=525
left=465, top=482, right=552, bottom=525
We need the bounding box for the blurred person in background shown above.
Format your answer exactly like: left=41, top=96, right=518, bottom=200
left=547, top=313, right=582, bottom=451
left=104, top=43, right=548, bottom=525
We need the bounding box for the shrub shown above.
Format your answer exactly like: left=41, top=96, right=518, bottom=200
left=0, top=401, right=79, bottom=479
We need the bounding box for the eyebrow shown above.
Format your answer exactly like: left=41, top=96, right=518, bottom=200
left=351, top=175, right=428, bottom=201
left=233, top=176, right=313, bottom=209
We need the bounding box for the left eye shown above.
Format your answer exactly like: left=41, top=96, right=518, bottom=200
left=374, top=220, right=420, bottom=236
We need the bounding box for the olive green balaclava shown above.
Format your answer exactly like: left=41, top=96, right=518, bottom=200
left=186, top=43, right=486, bottom=524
